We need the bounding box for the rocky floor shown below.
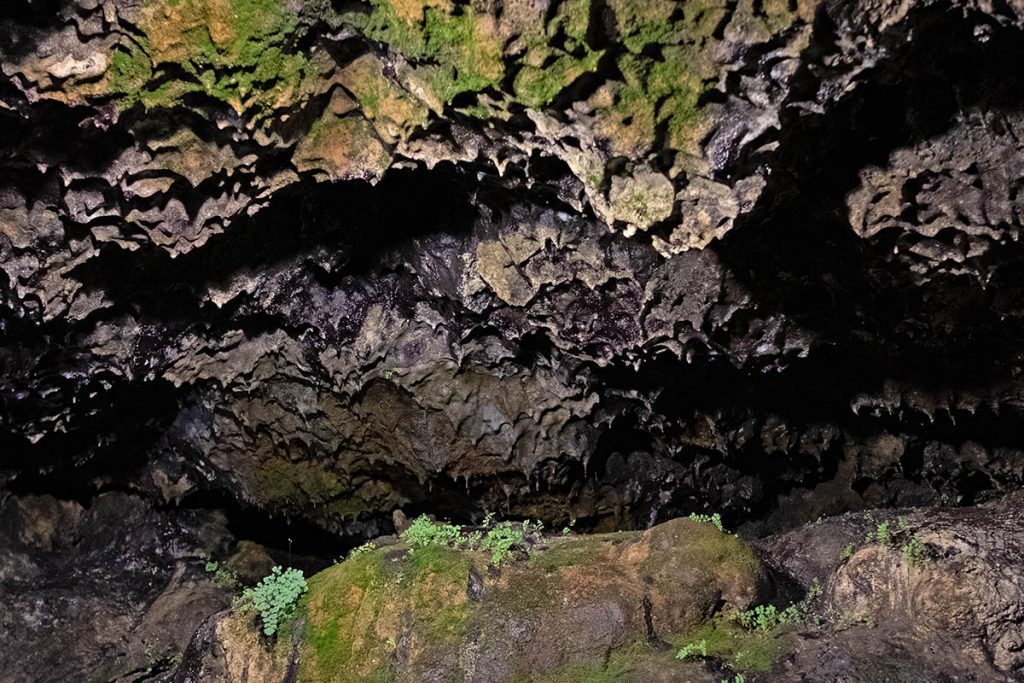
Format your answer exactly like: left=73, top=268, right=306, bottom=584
left=0, top=491, right=238, bottom=682
left=4, top=492, right=1021, bottom=681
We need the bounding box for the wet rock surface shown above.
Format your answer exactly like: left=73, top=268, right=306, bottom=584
left=170, top=499, right=1024, bottom=682
left=3, top=0, right=1024, bottom=680
left=175, top=517, right=776, bottom=682
left=4, top=0, right=1024, bottom=539
left=763, top=496, right=1024, bottom=682
left=0, top=491, right=238, bottom=682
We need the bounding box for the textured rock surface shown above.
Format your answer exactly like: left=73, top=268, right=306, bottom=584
left=0, top=491, right=238, bottom=682
left=173, top=499, right=1024, bottom=682
left=174, top=517, right=774, bottom=682
left=763, top=496, right=1024, bottom=681
left=5, top=0, right=1024, bottom=540
left=5, top=0, right=1024, bottom=679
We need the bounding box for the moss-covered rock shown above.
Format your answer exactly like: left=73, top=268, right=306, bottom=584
left=344, top=0, right=505, bottom=104
left=292, top=109, right=392, bottom=181
left=184, top=517, right=778, bottom=682
left=609, top=168, right=677, bottom=232
left=107, top=0, right=316, bottom=114
left=336, top=53, right=431, bottom=144
left=2, top=0, right=829, bottom=257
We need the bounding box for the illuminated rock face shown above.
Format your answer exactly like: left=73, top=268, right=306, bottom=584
left=4, top=1, right=1024, bottom=677
left=4, top=0, right=1024, bottom=536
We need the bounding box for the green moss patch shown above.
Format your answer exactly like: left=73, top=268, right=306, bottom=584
left=342, top=0, right=604, bottom=109
left=517, top=640, right=710, bottom=682
left=301, top=551, right=397, bottom=683
left=510, top=0, right=604, bottom=108
left=108, top=0, right=313, bottom=114
left=673, top=617, right=795, bottom=675
left=529, top=534, right=627, bottom=572
left=345, top=0, right=504, bottom=103
left=299, top=543, right=482, bottom=683
left=593, top=0, right=815, bottom=155
left=402, top=546, right=478, bottom=642
left=517, top=658, right=629, bottom=683
left=513, top=49, right=603, bottom=109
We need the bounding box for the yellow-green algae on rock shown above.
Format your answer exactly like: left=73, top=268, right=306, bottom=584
left=342, top=0, right=604, bottom=108
left=108, top=0, right=316, bottom=113
left=205, top=517, right=791, bottom=682
left=344, top=0, right=505, bottom=104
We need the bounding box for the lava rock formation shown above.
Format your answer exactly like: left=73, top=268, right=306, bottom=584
left=3, top=0, right=1024, bottom=680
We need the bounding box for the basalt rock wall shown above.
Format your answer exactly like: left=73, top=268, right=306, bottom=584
left=3, top=0, right=1024, bottom=543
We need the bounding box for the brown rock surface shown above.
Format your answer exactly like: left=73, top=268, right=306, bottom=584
left=175, top=517, right=774, bottom=682
left=763, top=497, right=1024, bottom=681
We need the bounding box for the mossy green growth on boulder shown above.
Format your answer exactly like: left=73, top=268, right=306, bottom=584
left=343, top=0, right=505, bottom=104
left=597, top=38, right=719, bottom=156
left=336, top=53, right=431, bottom=143
left=292, top=110, right=392, bottom=181
left=341, top=0, right=604, bottom=109
left=108, top=0, right=313, bottom=114
left=513, top=49, right=603, bottom=109
left=594, top=0, right=817, bottom=157
left=510, top=0, right=604, bottom=108
left=300, top=544, right=478, bottom=682
left=673, top=616, right=796, bottom=676
left=199, top=517, right=780, bottom=682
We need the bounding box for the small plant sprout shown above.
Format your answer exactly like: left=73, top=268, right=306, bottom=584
left=240, top=566, right=308, bottom=637
left=863, top=517, right=929, bottom=567
left=480, top=519, right=542, bottom=566
left=901, top=535, right=927, bottom=566
left=738, top=577, right=822, bottom=632
left=202, top=557, right=239, bottom=588
left=401, top=515, right=465, bottom=549
left=675, top=639, right=708, bottom=660
left=738, top=603, right=799, bottom=632
left=865, top=520, right=892, bottom=545
left=348, top=541, right=377, bottom=559
left=688, top=512, right=725, bottom=533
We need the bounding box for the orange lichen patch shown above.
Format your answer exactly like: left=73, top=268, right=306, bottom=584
left=205, top=0, right=238, bottom=48
left=386, top=0, right=452, bottom=25
left=337, top=54, right=430, bottom=143
left=213, top=611, right=294, bottom=681
left=146, top=128, right=244, bottom=187
left=136, top=0, right=213, bottom=65
left=136, top=0, right=292, bottom=65
left=292, top=113, right=392, bottom=182
left=449, top=12, right=505, bottom=90
left=558, top=561, right=637, bottom=605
